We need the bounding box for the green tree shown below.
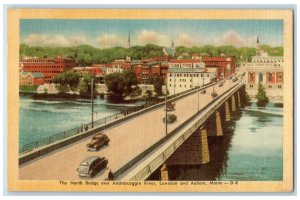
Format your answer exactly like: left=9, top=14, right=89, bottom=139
left=256, top=83, right=269, bottom=107
left=52, top=71, right=80, bottom=91
left=78, top=74, right=96, bottom=97
left=148, top=75, right=164, bottom=96
left=123, top=69, right=139, bottom=96
left=104, top=70, right=138, bottom=101
left=105, top=72, right=126, bottom=101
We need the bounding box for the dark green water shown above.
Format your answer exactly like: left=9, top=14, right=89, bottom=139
left=149, top=103, right=283, bottom=181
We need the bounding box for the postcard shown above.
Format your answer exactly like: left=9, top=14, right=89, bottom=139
left=7, top=8, right=293, bottom=192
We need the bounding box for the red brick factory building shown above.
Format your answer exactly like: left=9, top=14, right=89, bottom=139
left=20, top=57, right=76, bottom=83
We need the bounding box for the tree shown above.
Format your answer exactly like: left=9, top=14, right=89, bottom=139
left=123, top=69, right=139, bottom=96
left=148, top=75, right=164, bottom=96
left=52, top=71, right=80, bottom=92
left=104, top=72, right=126, bottom=101
left=78, top=74, right=96, bottom=97
left=256, top=83, right=269, bottom=107
left=105, top=70, right=138, bottom=101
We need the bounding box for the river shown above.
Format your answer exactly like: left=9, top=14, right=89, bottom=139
left=19, top=94, right=144, bottom=147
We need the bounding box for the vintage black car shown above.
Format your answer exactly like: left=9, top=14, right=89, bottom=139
left=163, top=114, right=177, bottom=123
left=77, top=156, right=108, bottom=178
left=86, top=133, right=110, bottom=151
left=211, top=91, right=218, bottom=98
left=200, top=89, right=206, bottom=94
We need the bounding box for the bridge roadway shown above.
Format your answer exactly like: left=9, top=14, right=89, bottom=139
left=20, top=78, right=241, bottom=181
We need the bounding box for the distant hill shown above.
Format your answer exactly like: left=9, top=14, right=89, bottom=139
left=20, top=43, right=283, bottom=66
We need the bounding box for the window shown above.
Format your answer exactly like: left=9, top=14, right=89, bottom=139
left=277, top=73, right=283, bottom=82
left=259, top=73, right=263, bottom=82
left=268, top=85, right=272, bottom=88
left=170, top=84, right=172, bottom=87
left=278, top=85, right=282, bottom=88
left=250, top=85, right=253, bottom=88
left=268, top=73, right=273, bottom=82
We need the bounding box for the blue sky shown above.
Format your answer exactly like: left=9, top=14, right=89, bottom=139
left=20, top=19, right=283, bottom=48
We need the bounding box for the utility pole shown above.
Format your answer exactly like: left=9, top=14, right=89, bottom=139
left=197, top=73, right=199, bottom=112
left=165, top=81, right=168, bottom=136
left=91, top=78, right=94, bottom=128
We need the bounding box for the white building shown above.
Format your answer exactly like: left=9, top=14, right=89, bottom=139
left=169, top=59, right=205, bottom=69
left=105, top=67, right=124, bottom=74
left=167, top=68, right=215, bottom=95
left=243, top=37, right=284, bottom=103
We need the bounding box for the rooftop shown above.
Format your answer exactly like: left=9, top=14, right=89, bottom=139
left=170, top=59, right=202, bottom=63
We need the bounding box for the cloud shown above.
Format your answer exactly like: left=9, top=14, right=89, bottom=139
left=137, top=30, right=167, bottom=45
left=45, top=35, right=69, bottom=46
left=23, top=34, right=88, bottom=47
left=217, top=31, right=246, bottom=47
left=216, top=30, right=257, bottom=47
left=176, top=33, right=201, bottom=47
left=96, top=34, right=124, bottom=48
left=23, top=34, right=48, bottom=46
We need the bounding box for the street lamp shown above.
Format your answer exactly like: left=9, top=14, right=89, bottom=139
left=144, top=79, right=147, bottom=107
left=165, top=80, right=168, bottom=136
left=197, top=73, right=200, bottom=112
left=173, top=72, right=176, bottom=97
left=91, top=78, right=94, bottom=128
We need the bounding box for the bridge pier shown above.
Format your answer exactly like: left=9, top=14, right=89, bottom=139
left=160, top=164, right=169, bottom=181
left=166, top=127, right=210, bottom=165
left=215, top=112, right=223, bottom=136
left=207, top=111, right=223, bottom=137
left=237, top=91, right=241, bottom=107
left=225, top=101, right=231, bottom=122
left=231, top=95, right=236, bottom=112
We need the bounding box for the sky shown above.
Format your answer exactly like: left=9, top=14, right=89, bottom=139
left=20, top=19, right=283, bottom=48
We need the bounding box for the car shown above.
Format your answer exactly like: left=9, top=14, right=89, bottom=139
left=86, top=133, right=110, bottom=151
left=163, top=114, right=177, bottom=123
left=211, top=91, right=218, bottom=98
left=200, top=89, right=206, bottom=94
left=77, top=156, right=108, bottom=178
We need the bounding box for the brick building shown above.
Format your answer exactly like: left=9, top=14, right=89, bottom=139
left=20, top=57, right=76, bottom=83
left=203, top=56, right=236, bottom=80
left=134, top=62, right=168, bottom=84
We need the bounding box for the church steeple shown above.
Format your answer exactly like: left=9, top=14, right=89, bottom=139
left=171, top=39, right=175, bottom=49
left=127, top=32, right=131, bottom=48
left=256, top=36, right=261, bottom=56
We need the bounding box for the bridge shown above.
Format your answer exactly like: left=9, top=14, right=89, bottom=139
left=19, top=75, right=246, bottom=181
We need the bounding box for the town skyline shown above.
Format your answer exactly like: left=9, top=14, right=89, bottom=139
left=20, top=19, right=283, bottom=48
